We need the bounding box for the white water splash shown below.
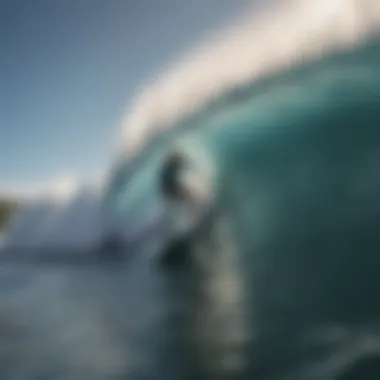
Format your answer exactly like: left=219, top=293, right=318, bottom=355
left=119, top=0, right=380, bottom=160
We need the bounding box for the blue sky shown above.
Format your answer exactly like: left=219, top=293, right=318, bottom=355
left=0, top=0, right=250, bottom=194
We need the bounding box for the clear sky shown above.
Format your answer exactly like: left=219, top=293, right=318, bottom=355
left=0, top=0, right=251, bottom=194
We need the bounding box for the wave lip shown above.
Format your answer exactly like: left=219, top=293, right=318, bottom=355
left=119, top=0, right=380, bottom=161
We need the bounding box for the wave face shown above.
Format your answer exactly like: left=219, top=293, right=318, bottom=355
left=102, top=2, right=380, bottom=379
left=105, top=0, right=380, bottom=248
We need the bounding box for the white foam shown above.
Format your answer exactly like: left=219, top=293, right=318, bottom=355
left=119, top=0, right=380, bottom=160
left=1, top=198, right=63, bottom=251
left=38, top=185, right=104, bottom=251
left=1, top=176, right=107, bottom=253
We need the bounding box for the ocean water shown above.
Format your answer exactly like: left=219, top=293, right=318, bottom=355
left=0, top=244, right=186, bottom=380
